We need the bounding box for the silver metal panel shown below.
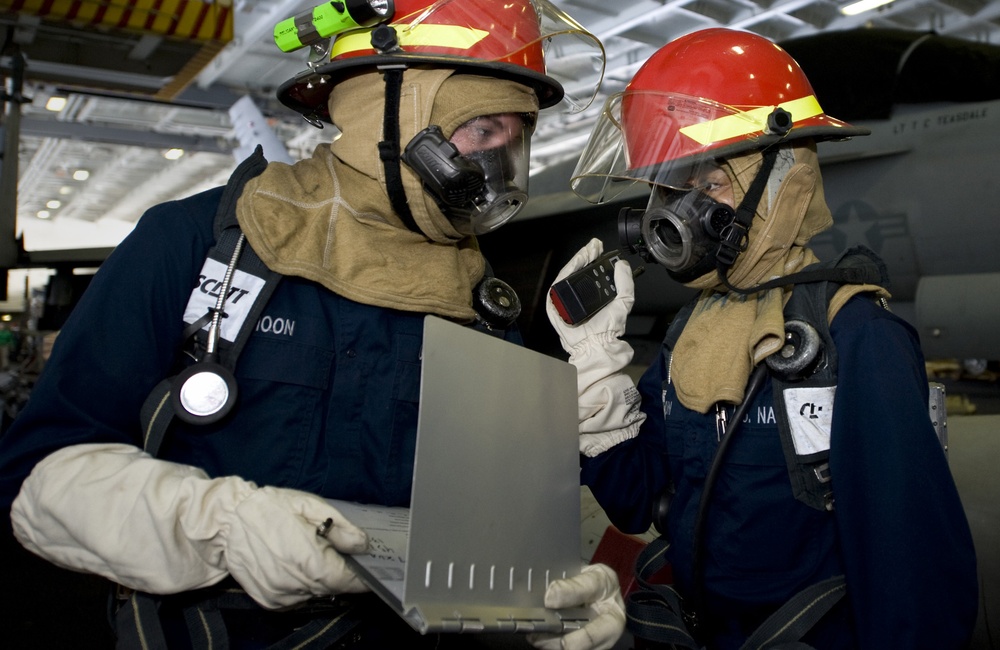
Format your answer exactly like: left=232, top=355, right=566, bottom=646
left=403, top=316, right=584, bottom=631
left=928, top=381, right=948, bottom=453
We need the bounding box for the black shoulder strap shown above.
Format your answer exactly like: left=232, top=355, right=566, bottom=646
left=629, top=251, right=877, bottom=647
left=209, top=147, right=283, bottom=370
left=770, top=245, right=889, bottom=511
left=140, top=146, right=282, bottom=456
left=626, top=534, right=846, bottom=650
left=626, top=537, right=702, bottom=649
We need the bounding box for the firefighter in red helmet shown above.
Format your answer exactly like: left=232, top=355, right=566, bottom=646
left=2, top=1, right=627, bottom=648
left=547, top=28, right=978, bottom=649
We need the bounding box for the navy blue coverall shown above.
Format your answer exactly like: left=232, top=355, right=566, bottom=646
left=582, top=297, right=979, bottom=649
left=0, top=185, right=519, bottom=647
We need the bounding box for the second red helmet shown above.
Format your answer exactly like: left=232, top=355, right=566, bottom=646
left=572, top=28, right=869, bottom=202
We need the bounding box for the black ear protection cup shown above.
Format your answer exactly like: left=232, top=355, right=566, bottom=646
left=765, top=319, right=823, bottom=381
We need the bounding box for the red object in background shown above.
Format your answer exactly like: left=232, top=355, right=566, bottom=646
left=590, top=525, right=673, bottom=597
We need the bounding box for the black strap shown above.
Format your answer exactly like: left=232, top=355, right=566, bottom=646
left=210, top=228, right=283, bottom=371
left=626, top=537, right=702, bottom=649
left=723, top=252, right=888, bottom=297
left=770, top=245, right=889, bottom=511
left=138, top=146, right=283, bottom=455
left=627, top=535, right=845, bottom=650
left=140, top=378, right=174, bottom=456
left=115, top=588, right=361, bottom=650
left=207, top=146, right=284, bottom=370
left=378, top=66, right=420, bottom=233
left=738, top=576, right=846, bottom=650
left=213, top=145, right=268, bottom=237
left=268, top=611, right=361, bottom=650
left=114, top=591, right=170, bottom=650
left=716, top=146, right=779, bottom=276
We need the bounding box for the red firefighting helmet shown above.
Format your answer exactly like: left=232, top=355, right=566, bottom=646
left=278, top=0, right=605, bottom=124
left=571, top=28, right=869, bottom=202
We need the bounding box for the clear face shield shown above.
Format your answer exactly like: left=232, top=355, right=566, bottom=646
left=570, top=90, right=771, bottom=203
left=403, top=113, right=532, bottom=235
left=525, top=0, right=606, bottom=114
left=573, top=89, right=776, bottom=279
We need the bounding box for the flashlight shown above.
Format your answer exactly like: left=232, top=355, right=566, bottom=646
left=274, top=0, right=394, bottom=53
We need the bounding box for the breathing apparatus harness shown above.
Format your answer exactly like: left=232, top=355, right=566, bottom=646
left=141, top=142, right=520, bottom=452
left=624, top=245, right=889, bottom=650
left=128, top=141, right=522, bottom=648
left=144, top=18, right=529, bottom=450
left=618, top=110, right=894, bottom=646
left=126, top=148, right=362, bottom=650
left=140, top=148, right=281, bottom=448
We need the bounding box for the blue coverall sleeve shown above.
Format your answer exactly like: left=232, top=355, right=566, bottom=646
left=580, top=350, right=672, bottom=534
left=830, top=305, right=979, bottom=649
left=0, top=192, right=218, bottom=510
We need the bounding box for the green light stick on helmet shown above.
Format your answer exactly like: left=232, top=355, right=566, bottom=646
left=274, top=0, right=394, bottom=53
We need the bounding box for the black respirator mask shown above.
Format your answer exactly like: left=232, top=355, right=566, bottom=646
left=619, top=142, right=785, bottom=287
left=619, top=186, right=738, bottom=284
left=402, top=123, right=531, bottom=236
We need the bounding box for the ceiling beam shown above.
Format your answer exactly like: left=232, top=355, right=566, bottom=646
left=19, top=117, right=232, bottom=154
left=19, top=247, right=114, bottom=267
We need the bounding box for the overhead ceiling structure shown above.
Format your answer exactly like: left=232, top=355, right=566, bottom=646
left=2, top=0, right=1000, bottom=307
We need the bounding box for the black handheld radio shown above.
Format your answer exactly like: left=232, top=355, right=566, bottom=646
left=549, top=250, right=637, bottom=326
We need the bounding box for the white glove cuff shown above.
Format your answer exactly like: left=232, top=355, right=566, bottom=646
left=566, top=336, right=643, bottom=457
left=567, top=331, right=631, bottom=367
left=579, top=418, right=643, bottom=457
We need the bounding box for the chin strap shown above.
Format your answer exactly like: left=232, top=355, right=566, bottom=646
left=715, top=145, right=779, bottom=294
left=377, top=65, right=420, bottom=234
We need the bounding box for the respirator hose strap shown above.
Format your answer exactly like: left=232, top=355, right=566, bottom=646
left=717, top=146, right=779, bottom=293
left=378, top=66, right=420, bottom=233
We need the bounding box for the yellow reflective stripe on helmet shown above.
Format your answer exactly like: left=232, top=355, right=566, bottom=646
left=679, top=95, right=824, bottom=145
left=331, top=24, right=490, bottom=57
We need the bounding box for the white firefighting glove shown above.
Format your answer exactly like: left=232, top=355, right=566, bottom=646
left=546, top=238, right=645, bottom=456
left=528, top=563, right=626, bottom=650
left=11, top=443, right=369, bottom=609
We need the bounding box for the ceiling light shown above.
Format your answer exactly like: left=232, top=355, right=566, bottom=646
left=37, top=210, right=51, bottom=219
left=45, top=95, right=67, bottom=112
left=73, top=169, right=90, bottom=181
left=164, top=148, right=185, bottom=160
left=46, top=199, right=61, bottom=209
left=59, top=186, right=72, bottom=195
left=841, top=0, right=894, bottom=16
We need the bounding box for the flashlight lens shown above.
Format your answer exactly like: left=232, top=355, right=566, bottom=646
left=370, top=0, right=391, bottom=16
